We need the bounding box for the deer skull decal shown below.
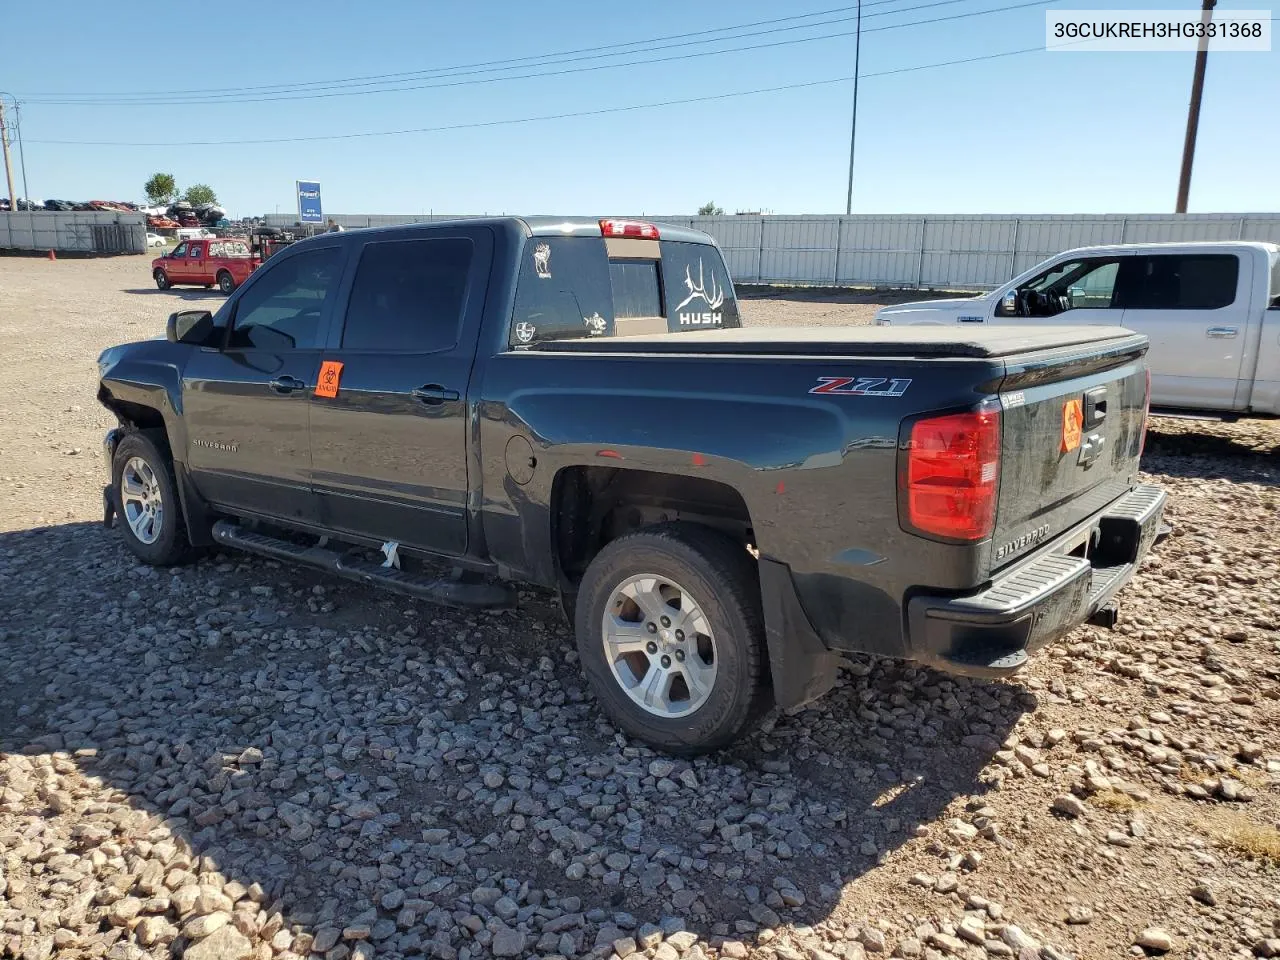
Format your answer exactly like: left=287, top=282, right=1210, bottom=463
left=675, top=259, right=726, bottom=326
left=675, top=259, right=725, bottom=312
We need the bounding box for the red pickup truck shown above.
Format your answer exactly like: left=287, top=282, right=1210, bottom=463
left=152, top=238, right=258, bottom=295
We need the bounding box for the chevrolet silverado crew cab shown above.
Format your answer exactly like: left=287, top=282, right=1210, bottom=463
left=98, top=216, right=1166, bottom=754
left=153, top=236, right=258, bottom=294
left=876, top=241, right=1280, bottom=417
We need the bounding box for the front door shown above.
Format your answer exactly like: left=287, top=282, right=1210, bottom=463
left=1114, top=252, right=1251, bottom=409
left=187, top=241, right=208, bottom=285
left=167, top=241, right=191, bottom=282
left=182, top=244, right=347, bottom=523
left=309, top=227, right=493, bottom=557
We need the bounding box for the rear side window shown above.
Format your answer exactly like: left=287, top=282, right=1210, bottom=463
left=609, top=260, right=662, bottom=318
left=1124, top=254, right=1238, bottom=310
left=228, top=247, right=342, bottom=351
left=511, top=237, right=615, bottom=346
left=662, top=241, right=741, bottom=329
left=342, top=238, right=473, bottom=352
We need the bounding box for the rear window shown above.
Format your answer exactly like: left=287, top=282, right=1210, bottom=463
left=609, top=260, right=662, bottom=318
left=341, top=237, right=473, bottom=352
left=509, top=234, right=740, bottom=347
left=1124, top=254, right=1238, bottom=310
left=209, top=240, right=250, bottom=258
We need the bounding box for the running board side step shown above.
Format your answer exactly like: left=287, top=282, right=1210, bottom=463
left=211, top=520, right=515, bottom=610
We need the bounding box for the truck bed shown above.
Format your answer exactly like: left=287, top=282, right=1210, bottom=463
left=535, top=325, right=1145, bottom=359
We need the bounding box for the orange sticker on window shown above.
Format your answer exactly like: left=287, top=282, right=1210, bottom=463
left=1061, top=398, right=1083, bottom=453
left=315, top=360, right=344, bottom=399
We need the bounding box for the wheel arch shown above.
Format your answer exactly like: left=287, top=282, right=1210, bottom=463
left=550, top=464, right=754, bottom=589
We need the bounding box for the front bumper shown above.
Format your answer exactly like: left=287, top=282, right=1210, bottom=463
left=906, top=484, right=1168, bottom=678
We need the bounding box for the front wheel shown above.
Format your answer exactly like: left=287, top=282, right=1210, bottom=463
left=111, top=431, right=192, bottom=566
left=153, top=269, right=170, bottom=290
left=217, top=271, right=236, bottom=295
left=575, top=523, right=771, bottom=755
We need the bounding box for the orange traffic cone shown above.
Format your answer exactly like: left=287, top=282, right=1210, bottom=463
left=47, top=249, right=56, bottom=261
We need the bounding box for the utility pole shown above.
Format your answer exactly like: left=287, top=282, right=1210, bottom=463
left=844, top=0, right=862, bottom=215
left=1175, top=0, right=1216, bottom=213
left=0, top=99, right=17, bottom=212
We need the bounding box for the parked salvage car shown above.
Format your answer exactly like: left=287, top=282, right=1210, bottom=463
left=99, top=216, right=1166, bottom=753
left=152, top=237, right=257, bottom=294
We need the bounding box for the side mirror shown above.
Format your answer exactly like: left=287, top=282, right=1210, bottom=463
left=167, top=310, right=215, bottom=345
left=999, top=290, right=1019, bottom=316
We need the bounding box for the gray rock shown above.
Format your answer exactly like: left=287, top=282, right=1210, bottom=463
left=492, top=928, right=526, bottom=957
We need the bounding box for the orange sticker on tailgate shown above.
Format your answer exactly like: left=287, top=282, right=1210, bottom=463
left=1061, top=398, right=1083, bottom=452
left=315, top=360, right=344, bottom=399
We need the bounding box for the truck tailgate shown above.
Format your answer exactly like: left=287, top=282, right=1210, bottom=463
left=988, top=334, right=1149, bottom=572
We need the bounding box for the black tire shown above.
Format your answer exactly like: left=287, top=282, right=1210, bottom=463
left=154, top=269, right=170, bottom=290
left=575, top=523, right=771, bottom=755
left=217, top=271, right=236, bottom=295
left=111, top=431, right=193, bottom=566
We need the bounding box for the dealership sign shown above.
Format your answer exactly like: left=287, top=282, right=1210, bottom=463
left=296, top=181, right=323, bottom=223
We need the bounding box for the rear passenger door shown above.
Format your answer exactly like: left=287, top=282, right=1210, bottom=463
left=1116, top=252, right=1251, bottom=409
left=309, top=226, right=494, bottom=557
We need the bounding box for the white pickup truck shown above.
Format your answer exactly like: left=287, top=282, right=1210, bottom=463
left=876, top=241, right=1280, bottom=416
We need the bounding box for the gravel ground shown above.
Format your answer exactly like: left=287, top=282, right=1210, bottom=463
left=1, top=255, right=1278, bottom=960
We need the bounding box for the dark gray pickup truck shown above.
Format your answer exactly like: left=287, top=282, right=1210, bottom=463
left=97, top=216, right=1167, bottom=753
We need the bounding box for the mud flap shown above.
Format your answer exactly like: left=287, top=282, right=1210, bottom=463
left=102, top=485, right=116, bottom=529
left=758, top=557, right=844, bottom=710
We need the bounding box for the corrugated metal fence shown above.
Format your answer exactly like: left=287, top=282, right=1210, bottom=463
left=0, top=211, right=146, bottom=254
left=265, top=212, right=1280, bottom=290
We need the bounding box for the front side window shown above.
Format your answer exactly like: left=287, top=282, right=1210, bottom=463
left=227, top=247, right=342, bottom=351
left=1122, top=254, right=1239, bottom=310
left=999, top=257, right=1121, bottom=317
left=171, top=241, right=188, bottom=258
left=341, top=237, right=473, bottom=352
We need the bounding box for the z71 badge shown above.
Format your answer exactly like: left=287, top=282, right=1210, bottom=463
left=809, top=377, right=911, bottom=397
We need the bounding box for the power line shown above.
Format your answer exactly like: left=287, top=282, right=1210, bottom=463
left=19, top=3, right=869, bottom=99
left=17, top=0, right=944, bottom=102
left=26, top=44, right=1047, bottom=147
left=23, top=0, right=1055, bottom=106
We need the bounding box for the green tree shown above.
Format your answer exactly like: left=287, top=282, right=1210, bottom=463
left=697, top=201, right=724, bottom=216
left=182, top=184, right=218, bottom=206
left=143, top=173, right=177, bottom=205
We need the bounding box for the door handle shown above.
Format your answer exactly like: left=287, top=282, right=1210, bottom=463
left=268, top=375, right=306, bottom=394
left=1206, top=327, right=1238, bottom=339
left=411, top=384, right=460, bottom=405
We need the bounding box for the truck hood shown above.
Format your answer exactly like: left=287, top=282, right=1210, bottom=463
left=876, top=295, right=990, bottom=324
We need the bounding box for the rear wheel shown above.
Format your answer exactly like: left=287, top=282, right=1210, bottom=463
left=217, top=271, right=236, bottom=294
left=153, top=269, right=170, bottom=290
left=575, top=523, right=771, bottom=754
left=111, top=431, right=192, bottom=566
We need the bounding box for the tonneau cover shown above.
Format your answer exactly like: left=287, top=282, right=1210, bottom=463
left=535, top=325, right=1146, bottom=359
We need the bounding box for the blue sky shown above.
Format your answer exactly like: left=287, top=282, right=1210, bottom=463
left=5, top=0, right=1277, bottom=217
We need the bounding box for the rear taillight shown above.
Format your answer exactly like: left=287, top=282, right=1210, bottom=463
left=599, top=218, right=660, bottom=239
left=1139, top=367, right=1151, bottom=458
left=900, top=408, right=1001, bottom=541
